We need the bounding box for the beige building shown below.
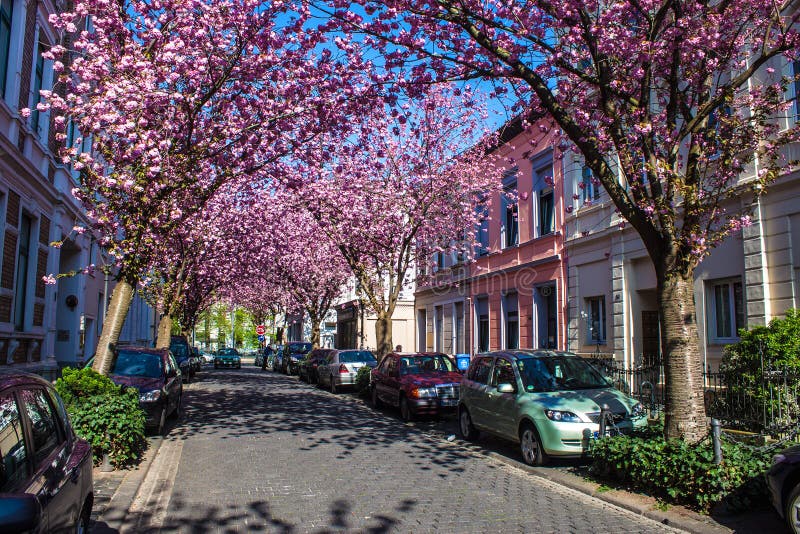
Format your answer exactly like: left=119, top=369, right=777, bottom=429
left=564, top=59, right=800, bottom=370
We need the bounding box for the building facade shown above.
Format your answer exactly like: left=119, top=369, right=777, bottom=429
left=0, top=0, right=155, bottom=374
left=415, top=116, right=568, bottom=355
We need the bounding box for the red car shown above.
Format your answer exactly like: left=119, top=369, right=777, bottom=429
left=370, top=352, right=462, bottom=421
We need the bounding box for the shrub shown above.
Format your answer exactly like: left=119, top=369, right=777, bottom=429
left=589, top=427, right=772, bottom=512
left=721, top=308, right=800, bottom=378
left=354, top=365, right=372, bottom=397
left=54, top=366, right=120, bottom=406
left=55, top=367, right=147, bottom=468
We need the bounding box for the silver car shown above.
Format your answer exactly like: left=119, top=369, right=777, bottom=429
left=317, top=350, right=378, bottom=393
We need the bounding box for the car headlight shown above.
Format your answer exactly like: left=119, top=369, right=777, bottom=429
left=631, top=402, right=647, bottom=418
left=139, top=389, right=162, bottom=403
left=410, top=387, right=437, bottom=399
left=544, top=409, right=582, bottom=423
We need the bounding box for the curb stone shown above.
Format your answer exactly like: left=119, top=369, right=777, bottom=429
left=91, top=434, right=164, bottom=532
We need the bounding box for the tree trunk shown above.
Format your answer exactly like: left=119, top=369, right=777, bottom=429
left=92, top=279, right=135, bottom=376
left=375, top=313, right=393, bottom=359
left=310, top=318, right=321, bottom=349
left=657, top=270, right=708, bottom=443
left=156, top=314, right=173, bottom=349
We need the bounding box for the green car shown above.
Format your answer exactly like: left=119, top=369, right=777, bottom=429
left=458, top=350, right=647, bottom=465
left=214, top=347, right=241, bottom=369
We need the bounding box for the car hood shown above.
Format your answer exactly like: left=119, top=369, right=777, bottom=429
left=528, top=387, right=636, bottom=415
left=110, top=375, right=163, bottom=393
left=402, top=372, right=463, bottom=387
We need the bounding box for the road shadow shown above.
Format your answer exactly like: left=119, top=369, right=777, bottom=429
left=171, top=368, right=485, bottom=479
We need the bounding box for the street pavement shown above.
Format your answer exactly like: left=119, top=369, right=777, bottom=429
left=119, top=366, right=686, bottom=533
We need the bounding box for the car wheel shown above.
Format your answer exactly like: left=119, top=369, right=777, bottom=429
left=330, top=376, right=337, bottom=394
left=171, top=394, right=183, bottom=419
left=184, top=372, right=191, bottom=384
left=75, top=497, right=91, bottom=534
left=519, top=423, right=548, bottom=466
left=371, top=386, right=383, bottom=408
left=458, top=406, right=479, bottom=441
left=785, top=482, right=800, bottom=533
left=400, top=395, right=413, bottom=422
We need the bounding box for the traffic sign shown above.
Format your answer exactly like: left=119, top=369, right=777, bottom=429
left=258, top=335, right=265, bottom=342
left=256, top=325, right=266, bottom=335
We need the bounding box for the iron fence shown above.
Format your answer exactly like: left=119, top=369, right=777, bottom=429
left=587, top=356, right=800, bottom=439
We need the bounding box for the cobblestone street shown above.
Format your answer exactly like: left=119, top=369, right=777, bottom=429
left=120, top=367, right=684, bottom=533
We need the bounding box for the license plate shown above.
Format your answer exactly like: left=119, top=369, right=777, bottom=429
left=441, top=398, right=457, bottom=407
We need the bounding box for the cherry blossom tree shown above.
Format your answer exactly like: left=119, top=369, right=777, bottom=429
left=44, top=0, right=377, bottom=375
left=290, top=85, right=502, bottom=357
left=319, top=0, right=800, bottom=440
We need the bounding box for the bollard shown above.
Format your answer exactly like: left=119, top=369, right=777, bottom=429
left=711, top=418, right=723, bottom=465
left=599, top=403, right=610, bottom=438
left=100, top=451, right=113, bottom=472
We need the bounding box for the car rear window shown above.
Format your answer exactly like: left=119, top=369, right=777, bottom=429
left=288, top=343, right=312, bottom=354
left=339, top=351, right=376, bottom=363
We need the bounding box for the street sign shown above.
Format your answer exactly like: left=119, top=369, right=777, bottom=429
left=256, top=325, right=266, bottom=335
left=258, top=335, right=265, bottom=342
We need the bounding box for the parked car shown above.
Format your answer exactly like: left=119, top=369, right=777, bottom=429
left=370, top=352, right=461, bottom=420
left=298, top=349, right=333, bottom=384
left=190, top=347, right=203, bottom=373
left=458, top=350, right=648, bottom=466
left=767, top=444, right=800, bottom=533
left=282, top=342, right=313, bottom=375
left=0, top=371, right=94, bottom=532
left=169, top=335, right=194, bottom=383
left=271, top=345, right=284, bottom=372
left=318, top=349, right=379, bottom=393
left=201, top=352, right=215, bottom=364
left=109, top=347, right=183, bottom=435
left=214, top=347, right=241, bottom=369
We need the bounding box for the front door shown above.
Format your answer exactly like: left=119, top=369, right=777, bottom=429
left=641, top=311, right=660, bottom=367
left=485, top=358, right=519, bottom=439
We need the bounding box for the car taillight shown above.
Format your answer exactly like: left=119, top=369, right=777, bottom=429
left=339, top=364, right=349, bottom=374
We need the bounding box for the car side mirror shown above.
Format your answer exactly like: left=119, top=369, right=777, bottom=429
left=0, top=493, right=42, bottom=532
left=497, top=383, right=516, bottom=394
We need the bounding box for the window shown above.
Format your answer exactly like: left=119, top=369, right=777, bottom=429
left=434, top=305, right=443, bottom=352
left=709, top=279, right=744, bottom=341
left=582, top=166, right=600, bottom=202
left=30, top=40, right=46, bottom=134
left=19, top=389, right=62, bottom=466
left=468, top=356, right=493, bottom=384
left=0, top=393, right=29, bottom=491
left=586, top=296, right=606, bottom=344
left=0, top=0, right=12, bottom=99
left=539, top=189, right=554, bottom=236
left=476, top=297, right=489, bottom=352
left=491, top=358, right=516, bottom=390
left=794, top=60, right=800, bottom=123
left=14, top=214, right=32, bottom=331
left=502, top=178, right=518, bottom=248
left=504, top=292, right=519, bottom=350
left=453, top=301, right=465, bottom=354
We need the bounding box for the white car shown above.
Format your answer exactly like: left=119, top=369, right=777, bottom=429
left=202, top=352, right=215, bottom=364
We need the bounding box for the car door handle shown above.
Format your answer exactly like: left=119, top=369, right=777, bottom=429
left=69, top=467, right=81, bottom=484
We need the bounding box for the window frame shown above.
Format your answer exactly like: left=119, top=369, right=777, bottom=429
left=501, top=173, right=519, bottom=249
left=14, top=213, right=32, bottom=331
left=586, top=296, right=607, bottom=345
left=708, top=278, right=744, bottom=344
left=581, top=165, right=600, bottom=203
left=538, top=188, right=554, bottom=236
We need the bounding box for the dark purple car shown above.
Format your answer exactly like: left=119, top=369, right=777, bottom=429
left=0, top=371, right=93, bottom=532
left=110, top=347, right=183, bottom=435
left=371, top=352, right=462, bottom=421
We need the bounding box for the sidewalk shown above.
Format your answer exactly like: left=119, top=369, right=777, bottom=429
left=90, top=436, right=164, bottom=533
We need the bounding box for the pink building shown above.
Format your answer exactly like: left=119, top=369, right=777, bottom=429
left=415, top=115, right=568, bottom=354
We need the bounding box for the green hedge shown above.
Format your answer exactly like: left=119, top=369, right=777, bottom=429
left=589, top=426, right=772, bottom=512
left=354, top=365, right=372, bottom=397
left=55, top=367, right=147, bottom=468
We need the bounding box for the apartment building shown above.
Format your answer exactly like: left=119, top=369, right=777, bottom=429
left=0, top=0, right=155, bottom=374
left=415, top=116, right=568, bottom=355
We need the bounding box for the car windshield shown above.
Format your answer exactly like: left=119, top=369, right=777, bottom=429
left=516, top=356, right=611, bottom=392
left=339, top=351, right=376, bottom=363
left=218, top=349, right=239, bottom=356
left=113, top=351, right=163, bottom=378
left=399, top=355, right=455, bottom=375
left=170, top=344, right=188, bottom=359
left=288, top=343, right=312, bottom=354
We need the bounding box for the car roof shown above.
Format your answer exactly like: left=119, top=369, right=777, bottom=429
left=0, top=370, right=56, bottom=390
left=117, top=346, right=168, bottom=355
